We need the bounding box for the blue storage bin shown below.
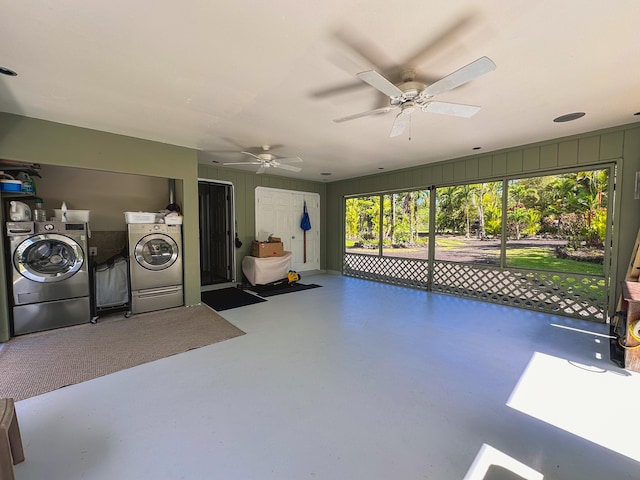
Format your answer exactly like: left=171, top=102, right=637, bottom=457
left=0, top=180, right=22, bottom=192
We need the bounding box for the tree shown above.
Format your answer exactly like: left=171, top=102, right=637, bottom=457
left=507, top=181, right=539, bottom=239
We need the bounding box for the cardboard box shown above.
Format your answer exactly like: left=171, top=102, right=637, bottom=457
left=251, top=240, right=284, bottom=258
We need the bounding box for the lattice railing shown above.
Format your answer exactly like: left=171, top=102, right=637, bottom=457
left=343, top=253, right=608, bottom=321
left=343, top=253, right=429, bottom=289
left=432, top=261, right=607, bottom=321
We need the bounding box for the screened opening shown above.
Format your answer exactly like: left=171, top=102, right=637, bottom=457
left=434, top=182, right=502, bottom=265
left=505, top=169, right=608, bottom=276
left=342, top=164, right=613, bottom=322
left=345, top=196, right=380, bottom=256
left=382, top=190, right=430, bottom=259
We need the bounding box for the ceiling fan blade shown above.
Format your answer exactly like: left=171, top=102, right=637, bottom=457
left=277, top=156, right=303, bottom=163
left=424, top=101, right=481, bottom=118
left=241, top=151, right=263, bottom=161
left=422, top=56, right=496, bottom=98
left=334, top=105, right=397, bottom=123
left=275, top=164, right=302, bottom=172
left=223, top=161, right=263, bottom=165
left=332, top=28, right=390, bottom=73
left=390, top=110, right=412, bottom=138
left=311, top=81, right=372, bottom=99
left=356, top=70, right=404, bottom=98
left=256, top=165, right=267, bottom=174
left=404, top=15, right=475, bottom=66
left=203, top=149, right=242, bottom=154
left=220, top=137, right=248, bottom=150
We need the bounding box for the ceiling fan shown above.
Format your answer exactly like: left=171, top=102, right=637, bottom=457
left=223, top=145, right=303, bottom=174
left=333, top=56, right=496, bottom=138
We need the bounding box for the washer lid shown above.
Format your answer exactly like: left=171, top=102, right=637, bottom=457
left=14, top=234, right=84, bottom=282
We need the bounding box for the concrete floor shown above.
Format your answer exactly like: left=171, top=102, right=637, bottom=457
left=11, top=275, right=640, bottom=479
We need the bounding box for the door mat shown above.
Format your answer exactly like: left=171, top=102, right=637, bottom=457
left=0, top=305, right=245, bottom=401
left=201, top=287, right=267, bottom=311
left=247, top=283, right=322, bottom=297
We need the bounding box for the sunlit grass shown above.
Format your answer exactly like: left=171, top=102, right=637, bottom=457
left=381, top=247, right=425, bottom=253
left=506, top=247, right=603, bottom=275
left=435, top=238, right=466, bottom=249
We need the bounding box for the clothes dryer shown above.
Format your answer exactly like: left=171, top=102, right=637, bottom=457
left=127, top=223, right=183, bottom=313
left=7, top=221, right=91, bottom=335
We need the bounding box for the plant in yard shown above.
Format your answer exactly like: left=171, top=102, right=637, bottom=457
left=558, top=212, right=586, bottom=250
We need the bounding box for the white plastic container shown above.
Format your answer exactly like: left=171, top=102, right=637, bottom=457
left=53, top=209, right=91, bottom=222
left=164, top=215, right=183, bottom=225
left=124, top=211, right=156, bottom=224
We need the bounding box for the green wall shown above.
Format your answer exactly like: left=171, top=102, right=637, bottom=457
left=197, top=164, right=327, bottom=281
left=326, top=122, right=640, bottom=311
left=0, top=113, right=199, bottom=341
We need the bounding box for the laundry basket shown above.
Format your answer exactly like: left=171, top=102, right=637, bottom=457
left=91, top=254, right=131, bottom=322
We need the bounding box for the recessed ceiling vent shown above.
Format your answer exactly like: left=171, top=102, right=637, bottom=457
left=0, top=66, right=17, bottom=76
left=553, top=112, right=585, bottom=123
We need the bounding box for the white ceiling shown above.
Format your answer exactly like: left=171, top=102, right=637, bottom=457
left=2, top=1, right=639, bottom=182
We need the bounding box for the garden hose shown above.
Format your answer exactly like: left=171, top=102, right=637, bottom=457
left=617, top=319, right=640, bottom=350
left=630, top=319, right=640, bottom=343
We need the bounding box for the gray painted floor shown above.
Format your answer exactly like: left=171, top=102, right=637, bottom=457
left=12, top=275, right=640, bottom=479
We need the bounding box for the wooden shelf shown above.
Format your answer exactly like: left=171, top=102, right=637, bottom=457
left=0, top=159, right=41, bottom=178
left=0, top=191, right=34, bottom=200
left=618, top=237, right=640, bottom=371
left=622, top=281, right=640, bottom=304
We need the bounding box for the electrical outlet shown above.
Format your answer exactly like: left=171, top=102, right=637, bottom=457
left=89, top=247, right=97, bottom=257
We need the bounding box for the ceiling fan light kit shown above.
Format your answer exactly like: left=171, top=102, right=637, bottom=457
left=334, top=56, right=496, bottom=138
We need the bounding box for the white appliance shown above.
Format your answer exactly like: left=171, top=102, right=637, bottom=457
left=9, top=201, right=31, bottom=221
left=127, top=224, right=183, bottom=314
left=7, top=221, right=90, bottom=335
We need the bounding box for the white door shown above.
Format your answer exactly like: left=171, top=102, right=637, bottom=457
left=255, top=187, right=320, bottom=272
left=290, top=193, right=319, bottom=272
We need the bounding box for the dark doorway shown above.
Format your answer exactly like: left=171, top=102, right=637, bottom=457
left=198, top=181, right=235, bottom=286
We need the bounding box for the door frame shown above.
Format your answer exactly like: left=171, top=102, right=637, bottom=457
left=197, top=178, right=236, bottom=289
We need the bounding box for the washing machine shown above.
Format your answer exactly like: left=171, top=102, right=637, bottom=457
left=127, top=223, right=183, bottom=314
left=7, top=221, right=91, bottom=335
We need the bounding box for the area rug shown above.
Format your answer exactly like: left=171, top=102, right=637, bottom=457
left=201, top=287, right=267, bottom=311
left=0, top=305, right=245, bottom=401
left=248, top=283, right=322, bottom=297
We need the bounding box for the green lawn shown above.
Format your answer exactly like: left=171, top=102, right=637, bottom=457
left=435, top=238, right=466, bottom=249
left=506, top=247, right=603, bottom=275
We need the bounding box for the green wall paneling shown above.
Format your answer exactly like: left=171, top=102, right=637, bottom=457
left=522, top=147, right=540, bottom=172
left=601, top=130, right=624, bottom=159
left=420, top=166, right=432, bottom=186
left=465, top=158, right=479, bottom=181
left=454, top=160, right=466, bottom=181
left=431, top=165, right=443, bottom=184
left=478, top=156, right=493, bottom=178
left=442, top=163, right=455, bottom=183
left=539, top=144, right=559, bottom=169
left=578, top=136, right=600, bottom=164
left=507, top=150, right=523, bottom=174
left=558, top=140, right=579, bottom=166
left=492, top=153, right=507, bottom=175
